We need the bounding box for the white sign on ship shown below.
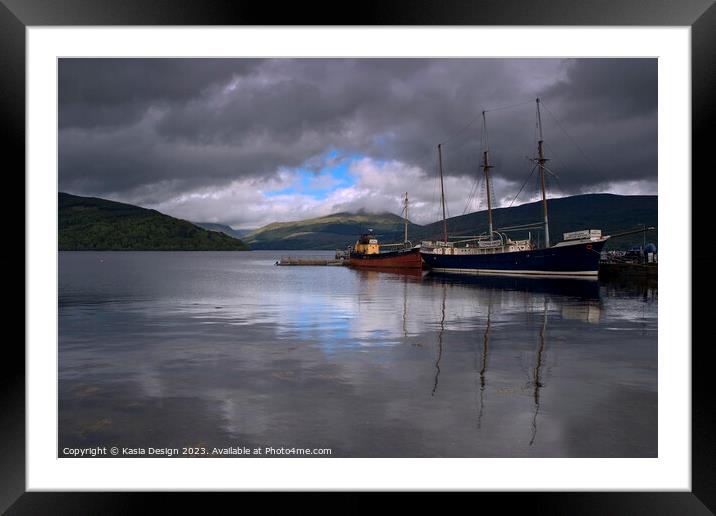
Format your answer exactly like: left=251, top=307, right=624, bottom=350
left=563, top=229, right=602, bottom=241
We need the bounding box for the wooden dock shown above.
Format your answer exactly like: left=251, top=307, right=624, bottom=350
left=276, top=256, right=349, bottom=266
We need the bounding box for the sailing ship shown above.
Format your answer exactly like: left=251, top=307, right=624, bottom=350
left=420, top=98, right=609, bottom=277
left=349, top=192, right=423, bottom=269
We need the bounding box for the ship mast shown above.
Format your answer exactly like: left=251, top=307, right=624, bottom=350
left=403, top=191, right=409, bottom=244
left=536, top=98, right=550, bottom=248
left=438, top=143, right=448, bottom=244
left=481, top=111, right=494, bottom=239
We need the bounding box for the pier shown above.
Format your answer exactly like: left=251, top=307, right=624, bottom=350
left=276, top=255, right=349, bottom=266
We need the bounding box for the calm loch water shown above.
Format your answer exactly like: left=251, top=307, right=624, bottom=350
left=59, top=251, right=657, bottom=457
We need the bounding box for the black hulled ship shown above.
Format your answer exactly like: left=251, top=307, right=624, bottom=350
left=420, top=99, right=609, bottom=277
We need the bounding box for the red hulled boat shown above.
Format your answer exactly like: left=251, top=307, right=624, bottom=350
left=348, top=193, right=424, bottom=270
left=349, top=235, right=423, bottom=269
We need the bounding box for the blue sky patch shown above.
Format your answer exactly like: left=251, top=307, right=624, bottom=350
left=264, top=149, right=363, bottom=200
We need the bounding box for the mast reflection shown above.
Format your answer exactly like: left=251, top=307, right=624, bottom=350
left=402, top=276, right=408, bottom=339
left=530, top=300, right=548, bottom=446
left=432, top=282, right=447, bottom=396
left=421, top=272, right=592, bottom=441
left=476, top=294, right=492, bottom=429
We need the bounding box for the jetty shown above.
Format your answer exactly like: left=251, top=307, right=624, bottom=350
left=276, top=253, right=349, bottom=266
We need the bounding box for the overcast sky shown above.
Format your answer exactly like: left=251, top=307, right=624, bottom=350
left=59, top=58, right=657, bottom=228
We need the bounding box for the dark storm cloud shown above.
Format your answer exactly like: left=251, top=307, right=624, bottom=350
left=544, top=58, right=657, bottom=121
left=58, top=58, right=657, bottom=222
left=59, top=58, right=263, bottom=129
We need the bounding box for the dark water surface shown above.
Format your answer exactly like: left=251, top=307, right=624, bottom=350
left=59, top=251, right=657, bottom=457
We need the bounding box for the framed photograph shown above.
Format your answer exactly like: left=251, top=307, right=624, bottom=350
left=5, top=0, right=713, bottom=511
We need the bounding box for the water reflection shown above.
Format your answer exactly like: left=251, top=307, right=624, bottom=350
left=421, top=272, right=604, bottom=442
left=561, top=301, right=601, bottom=324
left=353, top=267, right=427, bottom=280
left=425, top=271, right=601, bottom=300
left=59, top=252, right=657, bottom=457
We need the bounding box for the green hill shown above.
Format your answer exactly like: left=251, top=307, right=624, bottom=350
left=244, top=211, right=422, bottom=250
left=245, top=194, right=657, bottom=251
left=193, top=222, right=249, bottom=240
left=59, top=192, right=250, bottom=251
left=415, top=193, right=657, bottom=251
left=58, top=192, right=656, bottom=251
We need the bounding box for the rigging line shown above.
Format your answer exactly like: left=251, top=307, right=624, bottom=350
left=484, top=99, right=534, bottom=113
left=440, top=99, right=534, bottom=147
left=473, top=175, right=484, bottom=213
left=438, top=109, right=485, bottom=146
left=440, top=115, right=482, bottom=145
left=463, top=177, right=478, bottom=215
left=542, top=142, right=566, bottom=179
left=539, top=99, right=595, bottom=172
left=509, top=164, right=538, bottom=208
left=542, top=160, right=565, bottom=196
left=463, top=174, right=484, bottom=216
left=540, top=162, right=560, bottom=179
left=444, top=129, right=476, bottom=152
left=464, top=145, right=486, bottom=215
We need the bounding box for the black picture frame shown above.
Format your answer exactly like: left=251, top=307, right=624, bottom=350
left=3, top=0, right=713, bottom=511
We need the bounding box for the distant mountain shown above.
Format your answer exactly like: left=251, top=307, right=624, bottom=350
left=244, top=211, right=422, bottom=250
left=59, top=192, right=656, bottom=252
left=59, top=193, right=250, bottom=251
left=245, top=194, right=657, bottom=251
left=193, top=222, right=248, bottom=240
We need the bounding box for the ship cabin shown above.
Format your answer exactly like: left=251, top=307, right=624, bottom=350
left=552, top=229, right=603, bottom=247
left=354, top=233, right=380, bottom=255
